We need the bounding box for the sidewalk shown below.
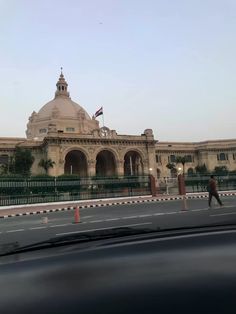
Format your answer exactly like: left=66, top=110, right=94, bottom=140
left=0, top=191, right=235, bottom=218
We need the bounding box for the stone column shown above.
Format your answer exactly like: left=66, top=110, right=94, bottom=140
left=88, top=159, right=96, bottom=177
left=143, top=159, right=149, bottom=175
left=47, top=146, right=59, bottom=177
left=143, top=129, right=157, bottom=179
left=56, top=159, right=65, bottom=176
left=117, top=160, right=124, bottom=177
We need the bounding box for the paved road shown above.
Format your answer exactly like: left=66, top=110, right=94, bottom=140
left=0, top=196, right=236, bottom=249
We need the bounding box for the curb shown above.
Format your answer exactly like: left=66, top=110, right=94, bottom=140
left=0, top=192, right=235, bottom=219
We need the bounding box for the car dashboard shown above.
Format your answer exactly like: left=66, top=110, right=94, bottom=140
left=1, top=227, right=236, bottom=313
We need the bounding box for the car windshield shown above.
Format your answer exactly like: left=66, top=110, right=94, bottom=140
left=0, top=0, right=236, bottom=253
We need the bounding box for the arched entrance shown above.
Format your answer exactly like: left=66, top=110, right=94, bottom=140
left=64, top=150, right=88, bottom=176
left=124, top=151, right=143, bottom=176
left=96, top=150, right=117, bottom=177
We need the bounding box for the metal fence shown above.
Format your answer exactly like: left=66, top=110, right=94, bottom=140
left=185, top=175, right=236, bottom=193
left=0, top=175, right=151, bottom=206
left=158, top=175, right=236, bottom=194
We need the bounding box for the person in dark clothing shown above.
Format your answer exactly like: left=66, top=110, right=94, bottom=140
left=208, top=175, right=223, bottom=207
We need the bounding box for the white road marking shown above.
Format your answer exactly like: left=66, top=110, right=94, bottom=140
left=105, top=218, right=121, bottom=221
left=165, top=211, right=178, bottom=215
left=50, top=223, right=71, bottom=228
left=210, top=212, right=236, bottom=217
left=138, top=214, right=151, bottom=218
left=29, top=226, right=47, bottom=230
left=122, top=216, right=138, bottom=219
left=90, top=220, right=103, bottom=223
left=192, top=208, right=209, bottom=212
left=29, top=227, right=47, bottom=230
left=6, top=229, right=24, bottom=233
left=55, top=222, right=152, bottom=237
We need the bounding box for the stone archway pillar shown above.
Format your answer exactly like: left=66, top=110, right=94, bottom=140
left=57, top=160, right=65, bottom=176
left=143, top=159, right=149, bottom=175
left=88, top=160, right=96, bottom=177
left=47, top=146, right=59, bottom=176
left=117, top=160, right=124, bottom=177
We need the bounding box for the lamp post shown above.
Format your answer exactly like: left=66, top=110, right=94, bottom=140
left=177, top=166, right=187, bottom=210
left=149, top=168, right=157, bottom=197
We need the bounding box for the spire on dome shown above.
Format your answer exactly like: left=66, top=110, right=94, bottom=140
left=55, top=68, right=70, bottom=98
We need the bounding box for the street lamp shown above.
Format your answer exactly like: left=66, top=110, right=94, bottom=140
left=177, top=166, right=187, bottom=210
left=148, top=168, right=156, bottom=197
left=178, top=166, right=182, bottom=175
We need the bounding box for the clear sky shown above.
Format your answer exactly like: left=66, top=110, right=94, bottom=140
left=0, top=0, right=235, bottom=141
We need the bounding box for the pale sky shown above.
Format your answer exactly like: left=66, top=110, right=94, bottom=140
left=0, top=0, right=236, bottom=141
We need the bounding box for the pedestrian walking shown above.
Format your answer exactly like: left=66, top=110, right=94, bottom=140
left=207, top=175, right=223, bottom=208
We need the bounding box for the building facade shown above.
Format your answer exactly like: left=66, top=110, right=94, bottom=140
left=0, top=72, right=157, bottom=178
left=0, top=71, right=236, bottom=180
left=155, top=140, right=236, bottom=178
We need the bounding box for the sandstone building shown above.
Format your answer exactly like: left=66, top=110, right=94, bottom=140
left=0, top=71, right=235, bottom=180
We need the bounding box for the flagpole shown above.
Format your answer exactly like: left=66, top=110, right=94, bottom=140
left=102, top=106, right=104, bottom=127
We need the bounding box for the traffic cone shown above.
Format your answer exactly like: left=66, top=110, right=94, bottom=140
left=74, top=206, right=80, bottom=223
left=42, top=216, right=48, bottom=224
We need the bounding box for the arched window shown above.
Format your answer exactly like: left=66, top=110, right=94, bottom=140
left=156, top=168, right=161, bottom=178
left=185, top=155, right=193, bottom=162
left=169, top=155, right=176, bottom=163
left=217, top=153, right=228, bottom=161
left=156, top=155, right=161, bottom=163
left=0, top=154, right=8, bottom=165
left=187, top=168, right=194, bottom=176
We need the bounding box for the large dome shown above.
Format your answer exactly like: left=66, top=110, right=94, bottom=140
left=37, top=97, right=91, bottom=121
left=26, top=71, right=99, bottom=139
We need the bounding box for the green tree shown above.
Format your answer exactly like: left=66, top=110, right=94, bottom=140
left=175, top=156, right=187, bottom=175
left=14, top=147, right=35, bottom=176
left=0, top=164, right=8, bottom=175
left=38, top=158, right=55, bottom=174
left=214, top=166, right=228, bottom=176
left=195, top=164, right=208, bottom=175
left=166, top=163, right=177, bottom=177
left=166, top=163, right=176, bottom=171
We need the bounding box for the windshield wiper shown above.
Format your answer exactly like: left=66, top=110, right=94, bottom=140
left=0, top=226, right=158, bottom=257
left=2, top=222, right=236, bottom=257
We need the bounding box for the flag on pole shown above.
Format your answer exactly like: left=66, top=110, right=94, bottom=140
left=94, top=106, right=103, bottom=118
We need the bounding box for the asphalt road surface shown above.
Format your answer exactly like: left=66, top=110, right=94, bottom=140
left=0, top=196, right=236, bottom=249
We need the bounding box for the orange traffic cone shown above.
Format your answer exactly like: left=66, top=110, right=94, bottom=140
left=74, top=206, right=80, bottom=223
